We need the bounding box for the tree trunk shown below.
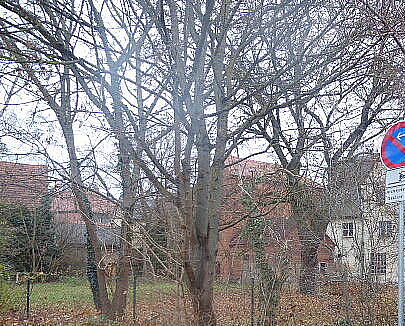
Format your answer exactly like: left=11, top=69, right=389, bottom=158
left=109, top=221, right=132, bottom=320
left=86, top=233, right=101, bottom=310
left=298, top=235, right=320, bottom=295
left=60, top=122, right=112, bottom=315
left=193, top=291, right=216, bottom=326
left=288, top=175, right=328, bottom=296
left=260, top=276, right=283, bottom=326
left=187, top=260, right=216, bottom=326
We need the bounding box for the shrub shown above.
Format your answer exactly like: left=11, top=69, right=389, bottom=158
left=0, top=265, right=23, bottom=312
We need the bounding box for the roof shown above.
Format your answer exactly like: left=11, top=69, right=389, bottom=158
left=225, top=156, right=278, bottom=177
left=0, top=161, right=48, bottom=209
left=52, top=189, right=119, bottom=223
left=225, top=156, right=324, bottom=192
left=51, top=188, right=122, bottom=246
left=329, top=153, right=381, bottom=218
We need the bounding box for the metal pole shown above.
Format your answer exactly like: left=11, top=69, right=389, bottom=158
left=399, top=202, right=404, bottom=326
left=26, top=278, right=31, bottom=318
left=133, top=275, right=137, bottom=322
left=251, top=276, right=254, bottom=326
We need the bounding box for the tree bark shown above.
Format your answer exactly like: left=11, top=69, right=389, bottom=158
left=186, top=260, right=217, bottom=326
left=86, top=232, right=101, bottom=310
left=288, top=174, right=328, bottom=296
left=298, top=234, right=320, bottom=295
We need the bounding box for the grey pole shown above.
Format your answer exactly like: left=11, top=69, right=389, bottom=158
left=399, top=201, right=404, bottom=326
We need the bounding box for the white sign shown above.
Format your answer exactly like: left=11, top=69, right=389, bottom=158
left=385, top=167, right=405, bottom=203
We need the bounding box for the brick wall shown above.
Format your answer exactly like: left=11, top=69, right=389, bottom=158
left=217, top=157, right=336, bottom=282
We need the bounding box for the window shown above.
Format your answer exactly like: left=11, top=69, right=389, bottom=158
left=342, top=222, right=354, bottom=238
left=379, top=221, right=394, bottom=238
left=319, top=262, right=327, bottom=274
left=370, top=253, right=387, bottom=275
left=94, top=212, right=110, bottom=224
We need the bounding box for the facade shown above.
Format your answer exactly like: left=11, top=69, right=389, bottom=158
left=217, top=157, right=336, bottom=284
left=326, top=154, right=397, bottom=282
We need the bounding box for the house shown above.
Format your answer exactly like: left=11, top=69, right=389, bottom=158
left=0, top=161, right=121, bottom=271
left=217, top=157, right=336, bottom=284
left=52, top=188, right=121, bottom=270
left=326, top=153, right=397, bottom=282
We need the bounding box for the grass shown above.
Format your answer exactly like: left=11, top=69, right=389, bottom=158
left=29, top=277, right=92, bottom=307
left=23, top=277, right=178, bottom=307
left=1, top=278, right=399, bottom=325
left=13, top=276, right=240, bottom=308
left=0, top=279, right=24, bottom=312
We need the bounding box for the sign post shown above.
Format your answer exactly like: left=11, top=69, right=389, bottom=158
left=381, top=121, right=405, bottom=326
left=400, top=203, right=404, bottom=326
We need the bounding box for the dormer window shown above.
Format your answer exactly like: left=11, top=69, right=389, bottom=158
left=342, top=222, right=354, bottom=238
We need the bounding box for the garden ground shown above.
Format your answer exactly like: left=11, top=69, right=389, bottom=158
left=0, top=277, right=398, bottom=325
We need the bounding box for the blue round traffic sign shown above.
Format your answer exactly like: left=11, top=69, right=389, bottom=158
left=381, top=121, right=405, bottom=169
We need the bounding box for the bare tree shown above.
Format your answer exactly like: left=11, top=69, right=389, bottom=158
left=0, top=0, right=303, bottom=323
left=0, top=0, right=146, bottom=318
left=238, top=0, right=404, bottom=294
left=1, top=0, right=403, bottom=324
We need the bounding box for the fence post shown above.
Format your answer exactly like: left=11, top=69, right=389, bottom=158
left=133, top=274, right=137, bottom=322
left=251, top=276, right=254, bottom=326
left=26, top=278, right=31, bottom=318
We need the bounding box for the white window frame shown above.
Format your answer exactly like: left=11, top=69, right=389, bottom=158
left=370, top=253, right=387, bottom=275
left=342, top=222, right=354, bottom=238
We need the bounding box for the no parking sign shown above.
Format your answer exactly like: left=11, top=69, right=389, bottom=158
left=381, top=121, right=405, bottom=169
left=382, top=122, right=405, bottom=203
left=381, top=121, right=405, bottom=326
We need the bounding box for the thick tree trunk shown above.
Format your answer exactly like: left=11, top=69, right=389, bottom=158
left=288, top=175, right=328, bottom=296
left=256, top=270, right=283, bottom=326
left=192, top=291, right=216, bottom=326
left=298, top=235, right=320, bottom=295
left=184, top=226, right=217, bottom=326
left=263, top=281, right=283, bottom=326
left=187, top=260, right=216, bottom=326
left=183, top=158, right=221, bottom=326
left=109, top=221, right=132, bottom=320
left=182, top=104, right=220, bottom=325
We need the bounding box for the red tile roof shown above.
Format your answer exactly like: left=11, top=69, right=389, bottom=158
left=0, top=161, right=48, bottom=209
left=225, top=156, right=278, bottom=177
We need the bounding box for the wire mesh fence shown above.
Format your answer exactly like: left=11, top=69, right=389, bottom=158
left=0, top=269, right=400, bottom=325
